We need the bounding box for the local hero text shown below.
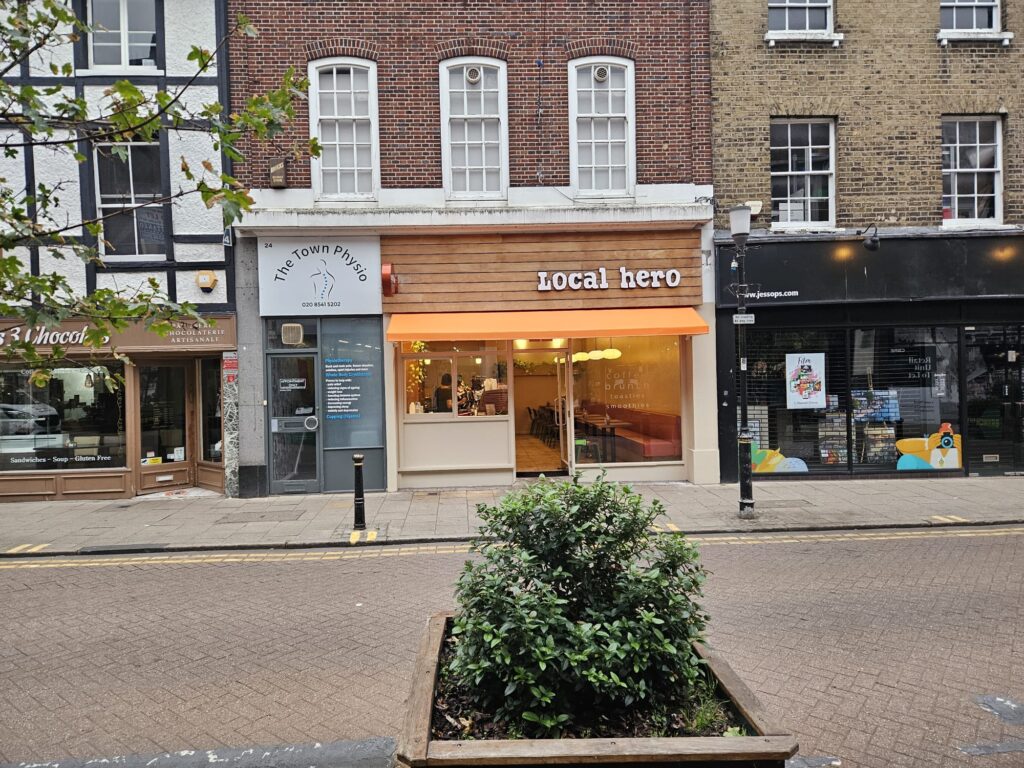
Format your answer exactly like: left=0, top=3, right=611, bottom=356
left=537, top=266, right=683, bottom=292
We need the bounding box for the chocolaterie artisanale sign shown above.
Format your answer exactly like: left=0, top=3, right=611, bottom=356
left=0, top=315, right=236, bottom=353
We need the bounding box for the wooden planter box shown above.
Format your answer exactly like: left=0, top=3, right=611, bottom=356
left=399, top=613, right=798, bottom=768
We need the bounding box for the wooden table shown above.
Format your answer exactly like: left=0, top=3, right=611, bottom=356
left=575, top=415, right=632, bottom=463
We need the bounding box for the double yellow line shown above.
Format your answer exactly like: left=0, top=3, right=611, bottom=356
left=0, top=526, right=1020, bottom=571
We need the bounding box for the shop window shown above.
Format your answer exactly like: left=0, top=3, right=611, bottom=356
left=310, top=58, right=378, bottom=200
left=403, top=341, right=509, bottom=417
left=942, top=118, right=1001, bottom=223
left=0, top=364, right=126, bottom=471
left=569, top=57, right=635, bottom=197
left=95, top=143, right=165, bottom=259
left=850, top=328, right=960, bottom=471
left=405, top=359, right=454, bottom=414
left=89, top=0, right=158, bottom=68
left=770, top=119, right=834, bottom=228
left=742, top=327, right=962, bottom=475
left=139, top=365, right=187, bottom=464
left=440, top=58, right=508, bottom=199
left=573, top=336, right=682, bottom=464
left=200, top=358, right=222, bottom=463
left=768, top=0, right=833, bottom=32
left=941, top=0, right=999, bottom=32
left=742, top=329, right=849, bottom=474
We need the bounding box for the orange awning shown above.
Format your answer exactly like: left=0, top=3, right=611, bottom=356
left=386, top=307, right=709, bottom=342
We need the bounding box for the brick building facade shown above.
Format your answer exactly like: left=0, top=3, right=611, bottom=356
left=227, top=0, right=721, bottom=496
left=711, top=0, right=1023, bottom=228
left=711, top=0, right=1024, bottom=484
left=230, top=1, right=712, bottom=191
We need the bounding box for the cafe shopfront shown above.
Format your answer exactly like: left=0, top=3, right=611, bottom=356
left=252, top=228, right=721, bottom=492
left=382, top=228, right=720, bottom=489
left=0, top=315, right=238, bottom=501
left=714, top=233, right=1024, bottom=481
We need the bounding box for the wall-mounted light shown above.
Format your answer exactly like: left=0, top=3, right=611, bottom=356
left=603, top=348, right=622, bottom=360
left=83, top=371, right=94, bottom=388
left=587, top=349, right=606, bottom=361
left=856, top=223, right=880, bottom=251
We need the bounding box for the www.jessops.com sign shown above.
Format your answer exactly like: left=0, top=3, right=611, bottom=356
left=257, top=237, right=382, bottom=316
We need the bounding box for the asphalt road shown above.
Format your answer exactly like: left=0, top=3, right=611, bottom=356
left=1, top=527, right=1022, bottom=768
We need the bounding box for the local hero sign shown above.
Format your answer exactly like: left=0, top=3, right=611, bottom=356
left=537, top=266, right=683, bottom=292
left=257, top=237, right=382, bottom=316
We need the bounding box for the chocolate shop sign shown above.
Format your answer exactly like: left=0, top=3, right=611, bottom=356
left=257, top=237, right=382, bottom=316
left=537, top=266, right=683, bottom=292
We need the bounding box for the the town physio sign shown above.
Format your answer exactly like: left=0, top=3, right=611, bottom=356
left=258, top=237, right=382, bottom=316
left=537, top=266, right=683, bottom=292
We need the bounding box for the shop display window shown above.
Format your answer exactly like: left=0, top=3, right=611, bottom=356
left=572, top=336, right=682, bottom=464
left=742, top=327, right=961, bottom=475
left=0, top=364, right=126, bottom=471
left=139, top=365, right=187, bottom=464
left=402, top=341, right=509, bottom=417
left=850, top=328, right=960, bottom=471
left=742, top=329, right=848, bottom=474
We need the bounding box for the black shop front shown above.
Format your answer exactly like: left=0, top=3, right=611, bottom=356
left=715, top=232, right=1024, bottom=482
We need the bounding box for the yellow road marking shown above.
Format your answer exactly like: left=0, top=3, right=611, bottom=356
left=5, top=544, right=32, bottom=554
left=0, top=529, right=1017, bottom=571
left=366, top=530, right=378, bottom=542
left=349, top=531, right=361, bottom=544
left=665, top=523, right=681, bottom=532
left=26, top=543, right=49, bottom=553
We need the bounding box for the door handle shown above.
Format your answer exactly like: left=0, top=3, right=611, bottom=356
left=303, top=415, right=320, bottom=431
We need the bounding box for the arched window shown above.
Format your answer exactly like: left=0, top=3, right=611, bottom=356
left=308, top=58, right=379, bottom=200
left=439, top=57, right=509, bottom=199
left=568, top=57, right=635, bottom=197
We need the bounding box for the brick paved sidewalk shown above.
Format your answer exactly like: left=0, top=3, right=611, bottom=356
left=1, top=476, right=1022, bottom=556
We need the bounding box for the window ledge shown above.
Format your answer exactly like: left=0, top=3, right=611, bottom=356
left=770, top=224, right=840, bottom=234
left=941, top=219, right=1013, bottom=230
left=75, top=67, right=164, bottom=77
left=937, top=30, right=1014, bottom=46
left=572, top=193, right=637, bottom=203
left=764, top=31, right=845, bottom=47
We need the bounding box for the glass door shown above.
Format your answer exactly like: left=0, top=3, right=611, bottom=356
left=965, top=326, right=1024, bottom=475
left=556, top=351, right=574, bottom=473
left=268, top=354, right=320, bottom=493
left=137, top=363, right=192, bottom=492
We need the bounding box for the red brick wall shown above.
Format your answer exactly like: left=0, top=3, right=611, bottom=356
left=229, top=0, right=712, bottom=190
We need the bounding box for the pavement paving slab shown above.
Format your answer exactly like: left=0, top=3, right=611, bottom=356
left=0, top=477, right=1022, bottom=556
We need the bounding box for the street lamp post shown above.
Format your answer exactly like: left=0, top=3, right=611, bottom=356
left=729, top=205, right=755, bottom=519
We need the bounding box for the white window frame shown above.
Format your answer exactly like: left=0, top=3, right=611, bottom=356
left=937, top=0, right=1013, bottom=44
left=87, top=0, right=159, bottom=71
left=308, top=57, right=380, bottom=202
left=93, top=142, right=166, bottom=261
left=568, top=56, right=636, bottom=199
left=438, top=56, right=509, bottom=201
left=769, top=118, right=836, bottom=231
left=764, top=0, right=844, bottom=45
left=941, top=117, right=1003, bottom=227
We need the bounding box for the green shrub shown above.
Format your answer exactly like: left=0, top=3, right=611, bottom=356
left=447, top=474, right=709, bottom=736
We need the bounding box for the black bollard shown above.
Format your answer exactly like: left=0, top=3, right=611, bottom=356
left=353, top=453, right=366, bottom=530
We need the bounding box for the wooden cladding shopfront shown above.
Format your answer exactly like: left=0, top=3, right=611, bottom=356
left=0, top=316, right=236, bottom=501
left=383, top=228, right=713, bottom=488
left=381, top=229, right=703, bottom=313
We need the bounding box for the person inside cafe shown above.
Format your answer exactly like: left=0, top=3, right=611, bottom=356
left=434, top=373, right=453, bottom=412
